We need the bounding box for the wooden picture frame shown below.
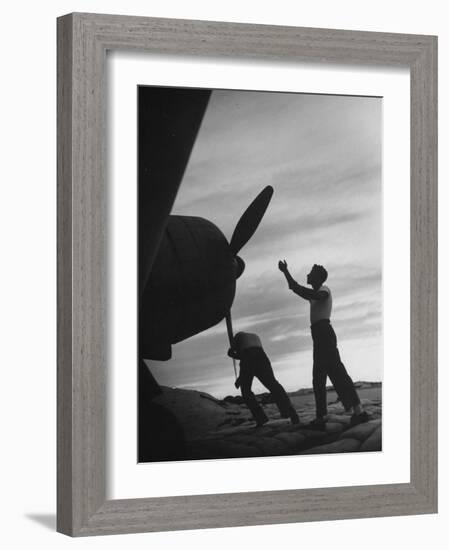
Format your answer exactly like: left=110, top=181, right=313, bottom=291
left=57, top=12, right=437, bottom=536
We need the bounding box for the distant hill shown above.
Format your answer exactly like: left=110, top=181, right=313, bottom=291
left=222, top=380, right=381, bottom=405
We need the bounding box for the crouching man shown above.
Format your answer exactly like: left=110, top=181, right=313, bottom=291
left=228, top=331, right=300, bottom=427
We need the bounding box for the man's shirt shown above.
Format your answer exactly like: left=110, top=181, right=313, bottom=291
left=309, top=285, right=332, bottom=324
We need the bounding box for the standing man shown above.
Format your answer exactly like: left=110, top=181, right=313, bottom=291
left=228, top=331, right=300, bottom=427
left=278, top=261, right=369, bottom=429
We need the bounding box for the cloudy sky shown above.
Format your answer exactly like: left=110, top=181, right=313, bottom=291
left=147, top=89, right=382, bottom=398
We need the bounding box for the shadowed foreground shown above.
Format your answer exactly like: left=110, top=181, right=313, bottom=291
left=143, top=383, right=382, bottom=461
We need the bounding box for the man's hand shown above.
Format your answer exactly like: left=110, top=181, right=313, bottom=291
left=278, top=259, right=288, bottom=273
left=279, top=259, right=303, bottom=297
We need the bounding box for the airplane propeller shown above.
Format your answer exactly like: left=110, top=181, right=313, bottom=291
left=226, top=185, right=274, bottom=377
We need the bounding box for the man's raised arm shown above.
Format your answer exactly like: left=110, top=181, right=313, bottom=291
left=278, top=260, right=328, bottom=301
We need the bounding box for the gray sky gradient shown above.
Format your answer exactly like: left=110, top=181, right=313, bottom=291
left=148, top=90, right=382, bottom=398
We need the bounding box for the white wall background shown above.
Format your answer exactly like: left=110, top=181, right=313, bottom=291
left=0, top=1, right=444, bottom=548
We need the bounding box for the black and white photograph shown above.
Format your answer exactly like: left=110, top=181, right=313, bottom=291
left=138, top=85, right=383, bottom=463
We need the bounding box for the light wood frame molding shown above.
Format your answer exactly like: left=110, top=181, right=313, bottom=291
left=57, top=12, right=437, bottom=536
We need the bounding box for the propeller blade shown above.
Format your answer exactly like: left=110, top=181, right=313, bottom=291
left=225, top=311, right=234, bottom=346
left=225, top=311, right=237, bottom=379
left=229, top=185, right=274, bottom=255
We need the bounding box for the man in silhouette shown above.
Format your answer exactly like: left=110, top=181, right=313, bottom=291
left=228, top=331, right=300, bottom=427
left=278, top=261, right=369, bottom=430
